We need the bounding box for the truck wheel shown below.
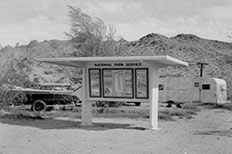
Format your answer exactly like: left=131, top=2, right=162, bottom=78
left=32, top=100, right=47, bottom=112
left=134, top=102, right=141, bottom=106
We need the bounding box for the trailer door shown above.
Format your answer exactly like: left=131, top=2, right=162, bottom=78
left=192, top=82, right=201, bottom=103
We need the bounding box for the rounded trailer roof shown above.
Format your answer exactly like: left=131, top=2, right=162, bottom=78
left=212, top=78, right=227, bottom=85
left=193, top=77, right=227, bottom=86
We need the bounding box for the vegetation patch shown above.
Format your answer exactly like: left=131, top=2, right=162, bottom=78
left=158, top=112, right=175, bottom=121
left=182, top=103, right=201, bottom=112
left=159, top=108, right=197, bottom=120
left=201, top=103, right=232, bottom=111
left=0, top=109, right=43, bottom=120
left=92, top=107, right=149, bottom=119
left=0, top=103, right=200, bottom=122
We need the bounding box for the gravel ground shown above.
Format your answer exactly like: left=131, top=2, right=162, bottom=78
left=0, top=107, right=232, bottom=154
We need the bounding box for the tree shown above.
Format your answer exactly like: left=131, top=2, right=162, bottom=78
left=66, top=6, right=128, bottom=57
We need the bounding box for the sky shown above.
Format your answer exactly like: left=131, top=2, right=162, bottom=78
left=0, top=0, right=232, bottom=46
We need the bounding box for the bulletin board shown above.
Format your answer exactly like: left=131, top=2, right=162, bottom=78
left=88, top=62, right=149, bottom=100
left=102, top=68, right=134, bottom=98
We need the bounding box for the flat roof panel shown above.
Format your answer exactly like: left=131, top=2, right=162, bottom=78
left=36, top=55, right=188, bottom=67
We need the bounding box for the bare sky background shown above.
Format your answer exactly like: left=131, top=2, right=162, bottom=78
left=0, top=0, right=232, bottom=46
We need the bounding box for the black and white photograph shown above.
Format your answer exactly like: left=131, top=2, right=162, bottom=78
left=0, top=0, right=232, bottom=154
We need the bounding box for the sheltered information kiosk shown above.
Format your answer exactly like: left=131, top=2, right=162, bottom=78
left=36, top=55, right=188, bottom=130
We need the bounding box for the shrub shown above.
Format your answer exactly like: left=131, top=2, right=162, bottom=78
left=0, top=108, right=43, bottom=120
left=44, top=70, right=53, bottom=75
left=202, top=103, right=232, bottom=111
left=158, top=113, right=175, bottom=121
left=216, top=103, right=232, bottom=111
left=0, top=85, right=27, bottom=109
left=0, top=54, right=31, bottom=109
left=182, top=103, right=201, bottom=112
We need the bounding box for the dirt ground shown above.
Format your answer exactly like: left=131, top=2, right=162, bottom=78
left=0, top=106, right=232, bottom=154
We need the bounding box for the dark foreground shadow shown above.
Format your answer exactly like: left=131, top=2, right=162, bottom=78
left=0, top=116, right=147, bottom=131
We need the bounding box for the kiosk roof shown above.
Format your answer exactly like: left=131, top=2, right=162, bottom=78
left=36, top=55, right=188, bottom=67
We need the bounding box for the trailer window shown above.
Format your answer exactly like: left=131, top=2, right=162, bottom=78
left=159, top=84, right=164, bottom=90
left=202, top=84, right=210, bottom=90
left=194, top=82, right=199, bottom=87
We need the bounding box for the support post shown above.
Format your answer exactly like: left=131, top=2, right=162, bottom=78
left=149, top=66, right=159, bottom=130
left=81, top=67, right=92, bottom=126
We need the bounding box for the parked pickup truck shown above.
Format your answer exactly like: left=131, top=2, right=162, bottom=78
left=12, top=83, right=80, bottom=112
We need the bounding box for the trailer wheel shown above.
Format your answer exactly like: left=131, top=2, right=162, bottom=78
left=134, top=102, right=141, bottom=106
left=166, top=100, right=175, bottom=108
left=32, top=100, right=47, bottom=112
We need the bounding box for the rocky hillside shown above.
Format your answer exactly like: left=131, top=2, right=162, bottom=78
left=127, top=34, right=232, bottom=98
left=0, top=33, right=232, bottom=97
left=0, top=39, right=77, bottom=83
left=129, top=33, right=232, bottom=78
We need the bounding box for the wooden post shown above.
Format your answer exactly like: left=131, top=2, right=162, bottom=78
left=81, top=67, right=92, bottom=126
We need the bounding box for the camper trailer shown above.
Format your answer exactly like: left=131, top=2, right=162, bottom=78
left=159, top=77, right=228, bottom=104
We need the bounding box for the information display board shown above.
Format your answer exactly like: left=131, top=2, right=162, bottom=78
left=135, top=68, right=149, bottom=99
left=89, top=69, right=101, bottom=97
left=88, top=64, right=149, bottom=100
left=102, top=68, right=133, bottom=98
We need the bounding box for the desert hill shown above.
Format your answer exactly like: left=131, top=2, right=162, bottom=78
left=127, top=33, right=232, bottom=98
left=0, top=33, right=232, bottom=98
left=129, top=33, right=232, bottom=78
left=0, top=39, right=77, bottom=83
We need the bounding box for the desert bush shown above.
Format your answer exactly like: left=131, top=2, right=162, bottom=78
left=158, top=113, right=175, bottom=121
left=168, top=109, right=192, bottom=119
left=0, top=54, right=31, bottom=109
left=0, top=85, right=27, bottom=109
left=159, top=108, right=197, bottom=120
left=96, top=108, right=105, bottom=113
left=33, top=77, right=40, bottom=83
left=45, top=110, right=82, bottom=119
left=201, top=103, right=232, bottom=111
left=91, top=107, right=193, bottom=121
left=94, top=101, right=124, bottom=107
left=44, top=70, right=53, bottom=75
left=185, top=109, right=197, bottom=115
left=182, top=103, right=201, bottom=112
left=0, top=108, right=43, bottom=120
left=216, top=103, right=232, bottom=111
left=71, top=107, right=82, bottom=112
left=21, top=104, right=199, bottom=121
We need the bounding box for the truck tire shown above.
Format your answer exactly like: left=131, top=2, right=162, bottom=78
left=32, top=100, right=47, bottom=112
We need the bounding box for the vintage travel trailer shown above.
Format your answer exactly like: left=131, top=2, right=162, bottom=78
left=158, top=77, right=228, bottom=104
